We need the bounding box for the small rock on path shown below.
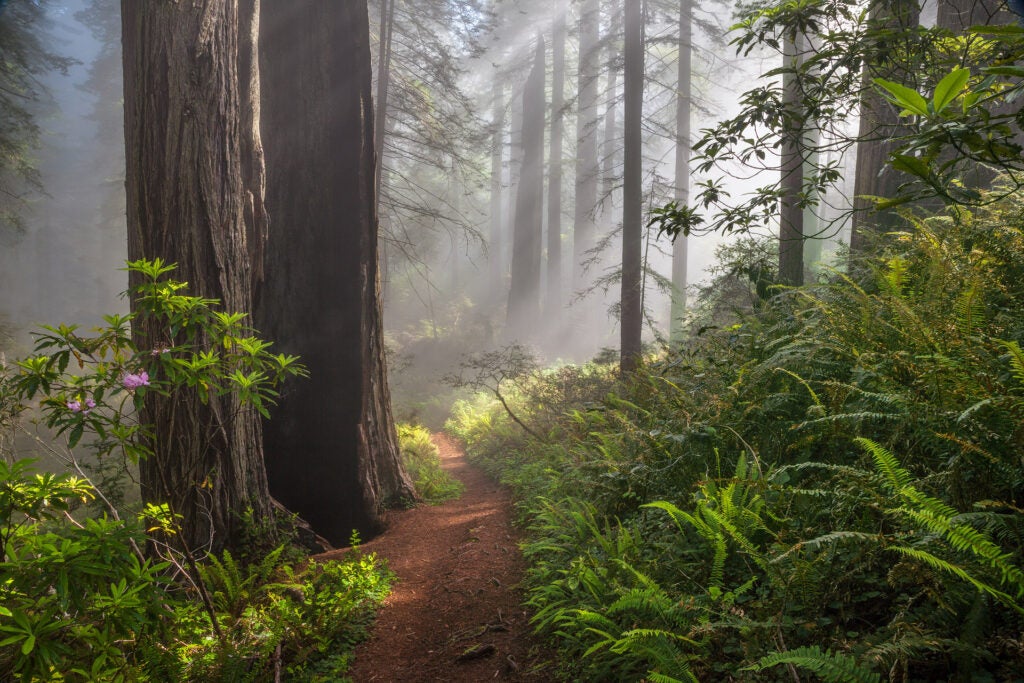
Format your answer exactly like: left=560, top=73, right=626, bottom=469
left=321, top=434, right=555, bottom=682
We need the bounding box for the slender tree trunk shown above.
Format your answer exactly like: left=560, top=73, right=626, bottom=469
left=490, top=79, right=504, bottom=303
left=121, top=0, right=275, bottom=554
left=850, top=1, right=920, bottom=253
left=620, top=0, right=643, bottom=373
left=778, top=30, right=804, bottom=287
left=574, top=0, right=600, bottom=289
left=669, top=0, right=691, bottom=342
left=601, top=0, right=620, bottom=213
left=546, top=14, right=565, bottom=323
left=505, top=79, right=523, bottom=288
left=257, top=0, right=413, bottom=545
left=507, top=36, right=546, bottom=337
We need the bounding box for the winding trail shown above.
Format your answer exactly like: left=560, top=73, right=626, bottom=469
left=320, top=434, right=555, bottom=682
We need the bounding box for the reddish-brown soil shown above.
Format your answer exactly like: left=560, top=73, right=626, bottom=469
left=324, top=434, right=557, bottom=682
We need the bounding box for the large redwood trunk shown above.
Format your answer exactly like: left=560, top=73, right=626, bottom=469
left=121, top=0, right=275, bottom=553
left=257, top=1, right=413, bottom=545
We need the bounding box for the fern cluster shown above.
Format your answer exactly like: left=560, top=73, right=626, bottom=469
left=448, top=194, right=1024, bottom=680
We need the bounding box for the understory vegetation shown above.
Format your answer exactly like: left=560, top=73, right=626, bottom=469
left=448, top=192, right=1024, bottom=682
left=397, top=423, right=464, bottom=504
left=0, top=261, right=392, bottom=682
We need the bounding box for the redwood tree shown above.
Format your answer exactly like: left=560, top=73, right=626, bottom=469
left=257, top=1, right=413, bottom=544
left=620, top=0, right=643, bottom=373
left=121, top=0, right=274, bottom=553
left=507, top=35, right=546, bottom=336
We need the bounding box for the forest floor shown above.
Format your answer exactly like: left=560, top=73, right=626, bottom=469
left=320, top=434, right=557, bottom=682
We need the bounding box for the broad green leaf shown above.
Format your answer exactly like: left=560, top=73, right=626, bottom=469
left=933, top=68, right=970, bottom=114
left=889, top=153, right=931, bottom=179
left=982, top=65, right=1024, bottom=77
left=874, top=78, right=929, bottom=116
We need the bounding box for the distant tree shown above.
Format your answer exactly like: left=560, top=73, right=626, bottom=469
left=778, top=29, right=804, bottom=286
left=546, top=13, right=566, bottom=324
left=0, top=0, right=69, bottom=239
left=121, top=0, right=275, bottom=553
left=669, top=0, right=692, bottom=341
left=620, top=0, right=644, bottom=372
left=507, top=35, right=546, bottom=336
left=574, top=0, right=601, bottom=289
left=490, top=80, right=505, bottom=303
left=257, top=0, right=414, bottom=544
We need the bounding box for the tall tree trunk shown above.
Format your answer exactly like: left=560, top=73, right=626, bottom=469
left=507, top=36, right=546, bottom=337
left=601, top=0, right=620, bottom=213
left=257, top=0, right=413, bottom=545
left=121, top=0, right=274, bottom=554
left=669, top=0, right=691, bottom=342
left=490, top=79, right=504, bottom=303
left=778, top=30, right=804, bottom=287
left=850, top=1, right=920, bottom=253
left=620, top=0, right=643, bottom=373
left=574, top=0, right=600, bottom=289
left=546, top=14, right=565, bottom=323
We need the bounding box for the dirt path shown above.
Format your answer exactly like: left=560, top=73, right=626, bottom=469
left=322, top=434, right=555, bottom=682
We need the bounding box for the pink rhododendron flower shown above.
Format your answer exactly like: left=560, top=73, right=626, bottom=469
left=122, top=371, right=150, bottom=389
left=66, top=400, right=82, bottom=413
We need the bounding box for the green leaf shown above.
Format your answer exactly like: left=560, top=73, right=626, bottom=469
left=874, top=78, right=929, bottom=116
left=888, top=153, right=931, bottom=179
left=21, top=634, right=35, bottom=655
left=968, top=24, right=1024, bottom=35
left=982, top=65, right=1024, bottom=77
left=932, top=68, right=970, bottom=114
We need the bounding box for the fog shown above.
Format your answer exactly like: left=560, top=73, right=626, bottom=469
left=0, top=0, right=125, bottom=359
left=0, top=0, right=861, bottom=426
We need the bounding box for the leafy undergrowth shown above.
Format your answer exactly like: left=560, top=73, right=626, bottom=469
left=0, top=260, right=391, bottom=682
left=398, top=423, right=464, bottom=504
left=448, top=196, right=1024, bottom=681
left=0, top=465, right=393, bottom=682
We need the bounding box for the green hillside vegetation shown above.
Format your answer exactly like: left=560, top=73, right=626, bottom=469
left=448, top=193, right=1024, bottom=681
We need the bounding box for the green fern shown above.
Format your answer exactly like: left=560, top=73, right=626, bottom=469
left=745, top=646, right=881, bottom=683
left=857, top=439, right=1024, bottom=609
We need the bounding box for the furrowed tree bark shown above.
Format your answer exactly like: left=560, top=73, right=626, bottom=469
left=507, top=35, right=546, bottom=338
left=620, top=0, right=643, bottom=373
left=257, top=1, right=413, bottom=545
left=121, top=0, right=275, bottom=554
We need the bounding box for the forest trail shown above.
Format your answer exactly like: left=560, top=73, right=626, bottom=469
left=324, top=434, right=555, bottom=682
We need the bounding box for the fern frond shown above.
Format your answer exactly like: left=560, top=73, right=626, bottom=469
left=954, top=282, right=985, bottom=335
left=998, top=339, right=1024, bottom=386
left=745, top=645, right=881, bottom=683
left=887, top=546, right=1021, bottom=611
left=856, top=438, right=912, bottom=491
